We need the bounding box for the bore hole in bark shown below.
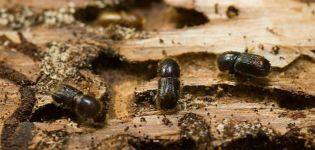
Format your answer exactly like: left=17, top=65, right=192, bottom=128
left=184, top=84, right=315, bottom=110
left=172, top=8, right=209, bottom=28
left=277, top=92, right=315, bottom=110
left=226, top=6, right=239, bottom=18
left=30, top=104, right=77, bottom=122
left=128, top=137, right=196, bottom=150
left=73, top=0, right=162, bottom=29
left=74, top=5, right=101, bottom=23
left=135, top=84, right=315, bottom=111
left=74, top=0, right=209, bottom=30
left=219, top=132, right=311, bottom=150
left=91, top=52, right=158, bottom=81
left=123, top=0, right=163, bottom=8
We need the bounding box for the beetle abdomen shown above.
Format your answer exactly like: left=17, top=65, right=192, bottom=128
left=234, top=53, right=271, bottom=77
left=157, top=77, right=180, bottom=110
left=75, top=95, right=102, bottom=118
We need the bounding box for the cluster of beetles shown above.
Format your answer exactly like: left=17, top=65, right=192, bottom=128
left=51, top=51, right=271, bottom=126
left=48, top=1, right=272, bottom=127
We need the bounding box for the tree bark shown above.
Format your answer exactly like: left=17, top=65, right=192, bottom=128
left=0, top=0, right=314, bottom=149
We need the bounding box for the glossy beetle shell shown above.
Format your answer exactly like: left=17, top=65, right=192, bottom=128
left=51, top=84, right=104, bottom=124
left=52, top=84, right=82, bottom=109
left=234, top=53, right=271, bottom=77
left=157, top=77, right=180, bottom=110
left=158, top=58, right=180, bottom=78
left=75, top=95, right=102, bottom=118
left=157, top=58, right=181, bottom=111
left=217, top=51, right=241, bottom=72
left=217, top=51, right=271, bottom=77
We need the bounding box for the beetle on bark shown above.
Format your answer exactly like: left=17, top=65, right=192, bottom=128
left=157, top=58, right=180, bottom=112
left=52, top=84, right=105, bottom=126
left=217, top=51, right=271, bottom=78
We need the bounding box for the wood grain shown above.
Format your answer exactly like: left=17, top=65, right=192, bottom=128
left=115, top=0, right=315, bottom=68
left=0, top=0, right=313, bottom=149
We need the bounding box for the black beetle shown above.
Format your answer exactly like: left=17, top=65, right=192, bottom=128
left=158, top=58, right=180, bottom=78
left=217, top=51, right=271, bottom=77
left=157, top=58, right=180, bottom=111
left=52, top=84, right=105, bottom=125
